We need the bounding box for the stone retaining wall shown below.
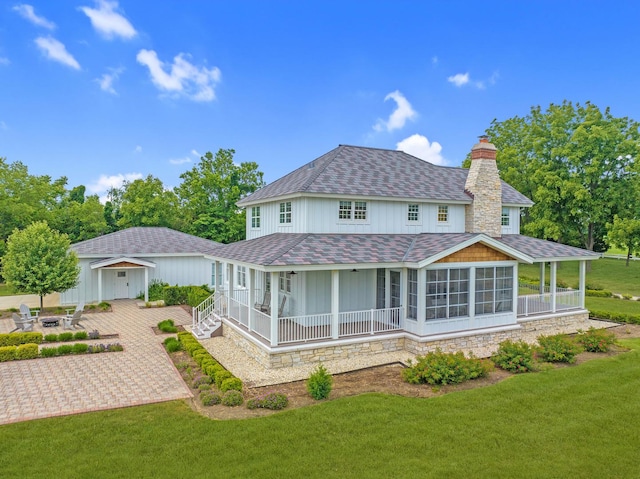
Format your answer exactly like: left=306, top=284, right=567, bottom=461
left=223, top=311, right=590, bottom=369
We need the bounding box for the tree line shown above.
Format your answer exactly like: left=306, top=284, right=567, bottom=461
left=0, top=148, right=265, bottom=259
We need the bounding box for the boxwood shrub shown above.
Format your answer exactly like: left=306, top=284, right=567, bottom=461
left=15, top=344, right=39, bottom=360
left=0, top=345, right=17, bottom=362
left=220, top=377, right=243, bottom=393
left=589, top=310, right=640, bottom=325
left=0, top=332, right=43, bottom=347
left=157, top=319, right=178, bottom=333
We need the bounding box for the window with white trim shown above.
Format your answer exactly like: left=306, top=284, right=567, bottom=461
left=338, top=200, right=367, bottom=221
left=501, top=207, right=510, bottom=226
left=426, top=268, right=469, bottom=320
left=251, top=207, right=261, bottom=228
left=279, top=271, right=292, bottom=293
left=237, top=266, right=247, bottom=288
left=475, top=266, right=513, bottom=315
left=437, top=205, right=449, bottom=223
left=407, top=204, right=419, bottom=222
left=211, top=263, right=222, bottom=287
left=407, top=269, right=418, bottom=319
left=279, top=202, right=292, bottom=224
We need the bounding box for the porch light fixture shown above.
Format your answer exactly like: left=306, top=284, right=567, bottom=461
left=351, top=268, right=358, bottom=273
left=288, top=271, right=297, bottom=275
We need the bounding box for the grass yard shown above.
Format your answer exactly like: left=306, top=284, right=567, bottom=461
left=586, top=297, right=640, bottom=315
left=0, top=283, right=16, bottom=297
left=519, top=258, right=640, bottom=296
left=1, top=339, right=639, bottom=478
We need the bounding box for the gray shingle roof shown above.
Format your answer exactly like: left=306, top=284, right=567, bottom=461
left=212, top=233, right=597, bottom=267
left=71, top=227, right=222, bottom=256
left=237, top=145, right=533, bottom=206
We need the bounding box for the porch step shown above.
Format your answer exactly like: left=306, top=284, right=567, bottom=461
left=192, top=317, right=222, bottom=340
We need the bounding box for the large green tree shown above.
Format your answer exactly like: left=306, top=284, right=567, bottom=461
left=118, top=175, right=183, bottom=230
left=485, top=101, right=640, bottom=252
left=50, top=186, right=109, bottom=243
left=176, top=149, right=265, bottom=243
left=2, top=221, right=80, bottom=309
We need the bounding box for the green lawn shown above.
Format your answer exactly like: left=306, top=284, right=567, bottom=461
left=586, top=297, right=640, bottom=315
left=1, top=339, right=639, bottom=478
left=0, top=283, right=17, bottom=297
left=519, top=258, right=640, bottom=296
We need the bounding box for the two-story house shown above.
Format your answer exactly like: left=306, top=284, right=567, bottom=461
left=194, top=138, right=600, bottom=369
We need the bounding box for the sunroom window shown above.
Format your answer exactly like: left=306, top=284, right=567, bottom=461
left=426, top=268, right=469, bottom=320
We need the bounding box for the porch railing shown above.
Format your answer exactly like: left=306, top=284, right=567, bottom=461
left=517, top=290, right=582, bottom=317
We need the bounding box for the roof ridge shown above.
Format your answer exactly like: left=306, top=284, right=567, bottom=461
left=298, top=146, right=343, bottom=191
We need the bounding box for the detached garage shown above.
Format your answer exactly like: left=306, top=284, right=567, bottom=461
left=60, top=227, right=221, bottom=305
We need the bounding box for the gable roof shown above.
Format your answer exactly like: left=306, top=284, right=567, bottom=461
left=237, top=145, right=533, bottom=207
left=210, top=233, right=598, bottom=269
left=71, top=227, right=221, bottom=256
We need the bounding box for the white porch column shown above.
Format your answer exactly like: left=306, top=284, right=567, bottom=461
left=144, top=267, right=149, bottom=302
left=331, top=270, right=340, bottom=339
left=468, top=266, right=476, bottom=318
left=248, top=268, right=255, bottom=332
left=228, top=264, right=235, bottom=299
left=540, top=262, right=546, bottom=295
left=384, top=269, right=391, bottom=308
left=417, top=268, right=426, bottom=335
left=512, top=263, right=519, bottom=315
left=270, top=272, right=279, bottom=346
left=98, top=268, right=103, bottom=303
left=579, top=260, right=586, bottom=308
left=550, top=261, right=557, bottom=312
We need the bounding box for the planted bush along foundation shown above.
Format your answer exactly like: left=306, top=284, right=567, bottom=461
left=222, top=312, right=590, bottom=369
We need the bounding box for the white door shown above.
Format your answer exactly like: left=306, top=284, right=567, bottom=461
left=115, top=271, right=129, bottom=299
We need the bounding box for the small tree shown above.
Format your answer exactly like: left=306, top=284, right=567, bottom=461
left=607, top=215, right=640, bottom=266
left=2, top=221, right=80, bottom=309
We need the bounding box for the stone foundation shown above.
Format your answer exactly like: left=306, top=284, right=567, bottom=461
left=222, top=311, right=591, bottom=369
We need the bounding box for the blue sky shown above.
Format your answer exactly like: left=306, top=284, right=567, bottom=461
left=1, top=1, right=640, bottom=200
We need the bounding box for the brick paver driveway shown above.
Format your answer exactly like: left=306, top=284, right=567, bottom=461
left=0, top=300, right=193, bottom=424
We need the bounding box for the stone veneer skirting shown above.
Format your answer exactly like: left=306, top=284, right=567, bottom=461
left=222, top=311, right=591, bottom=369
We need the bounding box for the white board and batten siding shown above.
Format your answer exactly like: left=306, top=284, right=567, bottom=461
left=246, top=197, right=467, bottom=238
left=501, top=206, right=521, bottom=235
left=60, top=255, right=215, bottom=305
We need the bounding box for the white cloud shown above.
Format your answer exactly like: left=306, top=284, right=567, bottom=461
left=0, top=57, right=9, bottom=66
left=34, top=36, right=80, bottom=70
left=95, top=66, right=124, bottom=94
left=397, top=134, right=446, bottom=166
left=134, top=145, right=142, bottom=153
left=136, top=49, right=221, bottom=102
left=79, top=0, right=137, bottom=40
left=87, top=172, right=143, bottom=201
left=373, top=90, right=417, bottom=132
left=13, top=4, right=56, bottom=30
left=447, top=72, right=469, bottom=87
left=191, top=149, right=201, bottom=157
left=489, top=70, right=500, bottom=85
left=169, top=157, right=192, bottom=165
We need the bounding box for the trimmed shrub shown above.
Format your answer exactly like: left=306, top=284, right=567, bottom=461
left=307, top=364, right=333, bottom=399
left=589, top=310, right=640, bottom=325
left=493, top=340, right=535, bottom=373
left=220, top=377, right=243, bottom=393
left=576, top=327, right=617, bottom=353
left=0, top=345, right=17, bottom=361
left=15, top=343, right=39, bottom=360
left=0, top=332, right=43, bottom=347
left=73, top=331, right=88, bottom=340
left=247, top=392, right=289, bottom=410
left=58, top=332, right=74, bottom=342
left=157, top=319, right=178, bottom=333
left=537, top=334, right=582, bottom=363
left=72, top=343, right=89, bottom=354
left=57, top=345, right=73, bottom=355
left=40, top=347, right=58, bottom=357
left=200, top=391, right=222, bottom=406
left=148, top=279, right=169, bottom=301
left=402, top=350, right=491, bottom=385
left=163, top=286, right=189, bottom=306
left=187, top=287, right=211, bottom=307
left=44, top=334, right=59, bottom=343
left=221, top=390, right=244, bottom=407
left=586, top=289, right=613, bottom=298
left=215, top=370, right=233, bottom=389
left=206, top=364, right=225, bottom=380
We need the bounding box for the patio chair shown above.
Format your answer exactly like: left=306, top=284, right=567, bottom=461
left=254, top=292, right=271, bottom=313
left=64, top=310, right=85, bottom=330
left=65, top=301, right=85, bottom=316
left=19, top=304, right=39, bottom=323
left=11, top=313, right=34, bottom=333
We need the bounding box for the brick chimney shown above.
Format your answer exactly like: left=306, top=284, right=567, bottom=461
left=464, top=136, right=502, bottom=237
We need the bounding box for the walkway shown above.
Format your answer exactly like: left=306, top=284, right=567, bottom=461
left=0, top=300, right=192, bottom=425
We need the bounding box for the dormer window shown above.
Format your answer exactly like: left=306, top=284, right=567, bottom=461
left=339, top=200, right=367, bottom=221
left=437, top=205, right=449, bottom=223
left=279, top=202, right=292, bottom=224
left=251, top=207, right=261, bottom=228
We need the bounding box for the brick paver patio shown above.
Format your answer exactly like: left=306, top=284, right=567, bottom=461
left=0, top=300, right=193, bottom=424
